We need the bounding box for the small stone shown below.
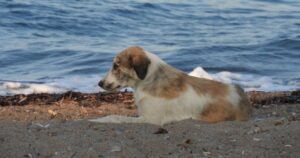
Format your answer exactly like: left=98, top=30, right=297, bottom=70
left=247, top=126, right=261, bottom=134
left=254, top=127, right=261, bottom=133
left=164, top=135, right=170, bottom=140
left=247, top=130, right=254, bottom=135
left=110, top=146, right=121, bottom=152
left=253, top=137, right=261, bottom=141
left=242, top=150, right=245, bottom=155
left=274, top=120, right=284, bottom=126
left=24, top=153, right=33, bottom=158
left=177, top=139, right=192, bottom=149
left=153, top=128, right=168, bottom=134
left=262, top=105, right=270, bottom=108
left=184, top=139, right=192, bottom=144
left=284, top=144, right=292, bottom=147
left=203, top=151, right=211, bottom=156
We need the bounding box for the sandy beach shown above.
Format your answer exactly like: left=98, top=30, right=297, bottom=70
left=1, top=0, right=300, bottom=157
left=0, top=91, right=299, bottom=158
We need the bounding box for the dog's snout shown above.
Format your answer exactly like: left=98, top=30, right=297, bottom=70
left=98, top=80, right=104, bottom=87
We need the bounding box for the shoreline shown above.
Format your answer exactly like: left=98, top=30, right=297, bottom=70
left=1, top=89, right=299, bottom=105
left=0, top=90, right=300, bottom=122
left=0, top=90, right=299, bottom=122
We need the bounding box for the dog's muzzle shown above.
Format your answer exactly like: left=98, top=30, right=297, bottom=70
left=98, top=80, right=104, bottom=87
left=98, top=80, right=121, bottom=91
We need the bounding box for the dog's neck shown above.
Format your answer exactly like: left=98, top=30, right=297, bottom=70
left=131, top=51, right=185, bottom=91
left=135, top=63, right=185, bottom=90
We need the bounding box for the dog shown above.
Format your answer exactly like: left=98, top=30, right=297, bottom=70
left=90, top=46, right=251, bottom=125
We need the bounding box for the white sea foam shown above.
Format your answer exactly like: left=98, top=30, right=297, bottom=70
left=0, top=82, right=67, bottom=96
left=188, top=67, right=299, bottom=92
left=0, top=67, right=299, bottom=96
left=0, top=75, right=103, bottom=96
left=3, top=82, right=22, bottom=89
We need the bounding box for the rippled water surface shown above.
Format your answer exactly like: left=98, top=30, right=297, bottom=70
left=0, top=0, right=300, bottom=95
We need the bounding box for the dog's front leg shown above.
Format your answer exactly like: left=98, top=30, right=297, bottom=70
left=89, top=115, right=144, bottom=124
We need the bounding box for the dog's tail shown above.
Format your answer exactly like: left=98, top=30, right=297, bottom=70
left=235, top=85, right=252, bottom=121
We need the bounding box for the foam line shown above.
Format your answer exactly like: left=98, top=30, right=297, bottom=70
left=0, top=68, right=299, bottom=95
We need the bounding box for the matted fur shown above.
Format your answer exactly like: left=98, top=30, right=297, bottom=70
left=91, top=46, right=252, bottom=125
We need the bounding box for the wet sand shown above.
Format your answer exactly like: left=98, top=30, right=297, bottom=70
left=0, top=91, right=299, bottom=158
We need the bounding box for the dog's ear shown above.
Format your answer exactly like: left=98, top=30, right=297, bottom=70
left=129, top=54, right=150, bottom=80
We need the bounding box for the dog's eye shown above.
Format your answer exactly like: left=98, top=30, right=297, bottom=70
left=113, top=63, right=119, bottom=70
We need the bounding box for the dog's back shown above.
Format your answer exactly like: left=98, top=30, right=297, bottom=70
left=137, top=64, right=252, bottom=124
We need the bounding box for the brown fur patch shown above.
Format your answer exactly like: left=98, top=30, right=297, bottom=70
left=235, top=85, right=252, bottom=120
left=186, top=76, right=228, bottom=97
left=200, top=85, right=252, bottom=123
left=188, top=77, right=252, bottom=122
left=200, top=100, right=237, bottom=123
left=116, top=46, right=147, bottom=68
left=116, top=46, right=150, bottom=80
left=154, top=75, right=187, bottom=99
left=142, top=65, right=228, bottom=100
left=142, top=65, right=188, bottom=99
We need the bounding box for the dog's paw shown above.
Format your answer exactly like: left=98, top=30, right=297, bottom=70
left=88, top=118, right=109, bottom=123
left=89, top=115, right=124, bottom=123
left=89, top=115, right=144, bottom=124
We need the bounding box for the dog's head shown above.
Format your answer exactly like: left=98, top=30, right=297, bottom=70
left=98, top=46, right=151, bottom=91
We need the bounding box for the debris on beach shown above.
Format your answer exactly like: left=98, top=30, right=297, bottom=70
left=0, top=90, right=299, bottom=122
left=0, top=91, right=136, bottom=121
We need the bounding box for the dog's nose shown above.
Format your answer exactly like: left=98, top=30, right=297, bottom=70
left=98, top=80, right=104, bottom=87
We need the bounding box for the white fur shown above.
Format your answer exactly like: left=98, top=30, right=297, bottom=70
left=104, top=69, right=118, bottom=84
left=226, top=85, right=241, bottom=107
left=134, top=86, right=212, bottom=125
left=90, top=86, right=212, bottom=125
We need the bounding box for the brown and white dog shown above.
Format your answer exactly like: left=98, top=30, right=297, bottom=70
left=90, top=46, right=251, bottom=125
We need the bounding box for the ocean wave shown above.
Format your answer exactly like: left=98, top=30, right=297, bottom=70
left=0, top=82, right=66, bottom=96
left=0, top=75, right=101, bottom=96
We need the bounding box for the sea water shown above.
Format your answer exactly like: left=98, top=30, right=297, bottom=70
left=0, top=0, right=300, bottom=95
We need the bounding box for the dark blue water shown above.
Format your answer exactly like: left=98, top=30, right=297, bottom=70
left=0, top=0, right=300, bottom=95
